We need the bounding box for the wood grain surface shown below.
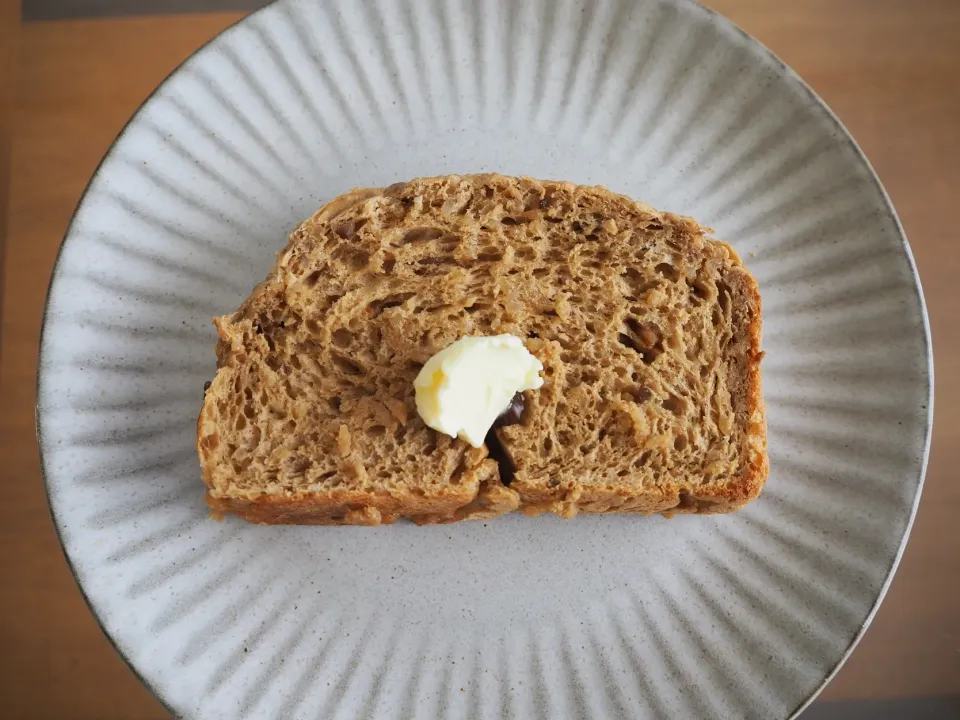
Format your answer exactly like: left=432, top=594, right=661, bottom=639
left=0, top=3, right=958, bottom=718
left=0, top=0, right=18, bottom=353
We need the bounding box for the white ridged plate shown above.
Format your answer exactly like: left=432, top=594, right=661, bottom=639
left=37, top=0, right=932, bottom=718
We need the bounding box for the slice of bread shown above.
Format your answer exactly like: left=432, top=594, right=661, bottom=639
left=197, top=174, right=766, bottom=525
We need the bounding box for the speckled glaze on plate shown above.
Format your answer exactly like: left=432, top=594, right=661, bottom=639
left=36, top=0, right=932, bottom=718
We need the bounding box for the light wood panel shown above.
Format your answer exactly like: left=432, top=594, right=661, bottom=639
left=1, top=3, right=958, bottom=717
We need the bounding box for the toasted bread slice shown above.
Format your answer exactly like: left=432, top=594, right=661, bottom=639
left=197, top=174, right=766, bottom=525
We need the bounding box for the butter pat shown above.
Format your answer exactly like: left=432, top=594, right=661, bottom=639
left=414, top=335, right=543, bottom=448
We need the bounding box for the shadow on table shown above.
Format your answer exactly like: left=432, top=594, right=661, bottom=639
left=802, top=697, right=960, bottom=719
left=23, top=0, right=270, bottom=22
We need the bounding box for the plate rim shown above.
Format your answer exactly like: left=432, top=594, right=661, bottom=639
left=34, top=5, right=280, bottom=718
left=688, top=4, right=935, bottom=716
left=34, top=0, right=934, bottom=717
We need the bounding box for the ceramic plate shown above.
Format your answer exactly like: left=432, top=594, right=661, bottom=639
left=37, top=0, right=932, bottom=717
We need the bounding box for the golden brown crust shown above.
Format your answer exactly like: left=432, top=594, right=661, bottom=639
left=197, top=173, right=767, bottom=525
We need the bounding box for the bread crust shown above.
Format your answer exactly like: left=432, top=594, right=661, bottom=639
left=198, top=174, right=767, bottom=525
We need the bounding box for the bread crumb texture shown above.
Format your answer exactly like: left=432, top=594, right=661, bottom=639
left=197, top=174, right=767, bottom=525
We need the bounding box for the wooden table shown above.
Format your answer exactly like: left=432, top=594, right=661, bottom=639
left=1, top=2, right=958, bottom=717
